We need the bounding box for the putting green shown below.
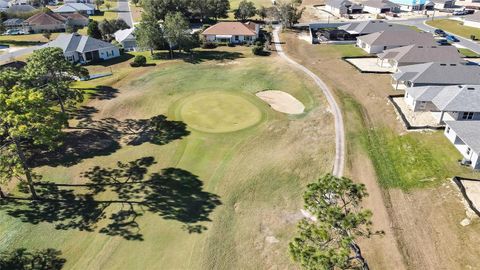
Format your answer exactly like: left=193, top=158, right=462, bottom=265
left=179, top=92, right=263, bottom=133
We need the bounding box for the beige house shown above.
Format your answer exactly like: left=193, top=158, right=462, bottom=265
left=202, top=22, right=259, bottom=44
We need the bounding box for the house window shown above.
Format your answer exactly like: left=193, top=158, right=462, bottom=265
left=446, top=127, right=450, bottom=134
left=111, top=50, right=114, bottom=55
left=66, top=55, right=74, bottom=62
left=467, top=147, right=471, bottom=155
left=462, top=112, right=474, bottom=120
left=234, top=35, right=239, bottom=41
left=383, top=46, right=387, bottom=50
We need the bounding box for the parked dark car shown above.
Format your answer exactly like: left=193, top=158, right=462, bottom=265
left=434, top=29, right=447, bottom=37
left=436, top=39, right=449, bottom=45
left=446, top=35, right=460, bottom=42
left=453, top=10, right=468, bottom=15
left=465, top=9, right=475, bottom=14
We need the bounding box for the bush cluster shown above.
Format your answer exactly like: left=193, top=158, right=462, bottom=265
left=130, top=55, right=147, bottom=67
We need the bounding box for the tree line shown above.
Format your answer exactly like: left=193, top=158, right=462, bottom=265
left=0, top=48, right=89, bottom=199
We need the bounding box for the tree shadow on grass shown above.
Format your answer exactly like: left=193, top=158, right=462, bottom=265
left=0, top=248, right=66, bottom=270
left=28, top=115, right=189, bottom=168
left=1, top=157, right=221, bottom=241
left=87, top=86, right=120, bottom=101
left=152, top=50, right=244, bottom=64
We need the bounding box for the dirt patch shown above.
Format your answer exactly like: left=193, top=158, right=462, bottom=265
left=256, top=90, right=305, bottom=115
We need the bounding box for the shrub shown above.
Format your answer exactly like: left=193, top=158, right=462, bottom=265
left=202, top=42, right=217, bottom=49
left=227, top=42, right=235, bottom=47
left=252, top=45, right=264, bottom=55
left=131, top=55, right=146, bottom=67
left=254, top=40, right=265, bottom=47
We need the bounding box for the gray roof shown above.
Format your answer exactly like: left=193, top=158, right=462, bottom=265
left=53, top=3, right=94, bottom=13
left=406, top=85, right=480, bottom=112
left=338, top=20, right=407, bottom=34
left=394, top=63, right=480, bottom=85
left=358, top=29, right=435, bottom=46
left=326, top=0, right=354, bottom=9
left=363, top=0, right=400, bottom=9
left=378, top=44, right=463, bottom=64
left=3, top=18, right=24, bottom=25
left=114, top=28, right=135, bottom=43
left=5, top=4, right=36, bottom=13
left=44, top=33, right=117, bottom=53
left=445, top=121, right=480, bottom=153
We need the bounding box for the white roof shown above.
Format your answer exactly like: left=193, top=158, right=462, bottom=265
left=54, top=3, right=94, bottom=13
left=114, top=28, right=135, bottom=43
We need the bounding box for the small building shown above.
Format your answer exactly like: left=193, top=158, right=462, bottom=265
left=431, top=0, right=455, bottom=9
left=362, top=0, right=401, bottom=14
left=404, top=85, right=480, bottom=124
left=43, top=33, right=120, bottom=64
left=377, top=44, right=463, bottom=69
left=202, top=22, right=259, bottom=44
left=356, top=29, right=436, bottom=53
left=389, top=0, right=434, bottom=10
left=392, top=62, right=480, bottom=89
left=325, top=0, right=363, bottom=16
left=444, top=120, right=480, bottom=169
left=463, top=12, right=480, bottom=29
left=338, top=20, right=408, bottom=37
left=114, top=27, right=136, bottom=51
left=24, top=11, right=67, bottom=33
left=53, top=3, right=95, bottom=16
left=3, top=18, right=25, bottom=30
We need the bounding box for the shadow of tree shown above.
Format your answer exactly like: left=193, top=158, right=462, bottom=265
left=28, top=115, right=189, bottom=168
left=151, top=50, right=244, bottom=64
left=0, top=248, right=66, bottom=270
left=1, top=158, right=221, bottom=241
left=88, top=86, right=119, bottom=101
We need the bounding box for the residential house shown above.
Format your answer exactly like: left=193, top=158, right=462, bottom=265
left=8, top=0, right=29, bottom=6
left=62, top=12, right=89, bottom=28
left=202, top=22, right=259, bottom=44
left=2, top=18, right=25, bottom=30
left=444, top=120, right=480, bottom=169
left=114, top=27, right=137, bottom=51
left=65, top=0, right=95, bottom=3
left=5, top=4, right=36, bottom=14
left=356, top=29, right=436, bottom=53
left=404, top=85, right=480, bottom=124
left=53, top=3, right=95, bottom=16
left=389, top=0, right=434, bottom=10
left=24, top=11, right=67, bottom=33
left=338, top=20, right=408, bottom=37
left=392, top=62, right=480, bottom=89
left=325, top=0, right=363, bottom=16
left=431, top=0, right=455, bottom=9
left=463, top=12, right=480, bottom=29
left=0, top=0, right=9, bottom=11
left=377, top=44, right=463, bottom=69
left=43, top=33, right=120, bottom=64
left=362, top=0, right=401, bottom=14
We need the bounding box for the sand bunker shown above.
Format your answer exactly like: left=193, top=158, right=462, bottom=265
left=256, top=90, right=305, bottom=115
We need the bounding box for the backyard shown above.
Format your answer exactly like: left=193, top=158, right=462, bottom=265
left=0, top=47, right=335, bottom=269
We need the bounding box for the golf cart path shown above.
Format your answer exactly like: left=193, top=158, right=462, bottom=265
left=272, top=26, right=345, bottom=177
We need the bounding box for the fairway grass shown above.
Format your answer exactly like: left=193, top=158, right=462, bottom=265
left=177, top=91, right=264, bottom=133
left=0, top=48, right=334, bottom=269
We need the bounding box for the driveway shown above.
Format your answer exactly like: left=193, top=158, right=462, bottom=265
left=272, top=26, right=345, bottom=177
left=0, top=45, right=40, bottom=65
left=117, top=0, right=134, bottom=27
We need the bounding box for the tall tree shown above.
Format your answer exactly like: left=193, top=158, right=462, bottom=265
left=94, top=0, right=104, bottom=10
left=99, top=19, right=115, bottom=40
left=142, top=0, right=190, bottom=21
left=87, top=20, right=102, bottom=39
left=208, top=0, right=230, bottom=20
left=276, top=0, right=304, bottom=28
left=163, top=12, right=190, bottom=58
left=23, top=47, right=89, bottom=115
left=234, top=0, right=257, bottom=21
left=136, top=13, right=164, bottom=55
left=289, top=174, right=379, bottom=269
left=131, top=0, right=139, bottom=6
left=0, top=70, right=65, bottom=199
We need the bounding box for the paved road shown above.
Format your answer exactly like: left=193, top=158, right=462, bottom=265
left=117, top=0, right=134, bottom=27
left=272, top=26, right=345, bottom=177
left=398, top=18, right=480, bottom=54
left=0, top=46, right=40, bottom=65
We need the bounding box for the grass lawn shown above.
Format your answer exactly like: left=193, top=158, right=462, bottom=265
left=458, top=47, right=480, bottom=57
left=331, top=44, right=369, bottom=57
left=0, top=47, right=334, bottom=269
left=0, top=33, right=59, bottom=46
left=90, top=0, right=119, bottom=21
left=426, top=19, right=480, bottom=40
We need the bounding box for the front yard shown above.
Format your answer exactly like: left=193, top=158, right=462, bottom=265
left=426, top=19, right=480, bottom=40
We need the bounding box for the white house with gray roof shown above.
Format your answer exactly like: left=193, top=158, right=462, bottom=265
left=356, top=29, right=435, bottom=53
left=404, top=85, right=480, bottom=124
left=377, top=44, right=464, bottom=70
left=114, top=28, right=137, bottom=51
left=444, top=121, right=480, bottom=169
left=362, top=0, right=400, bottom=14
left=325, top=0, right=363, bottom=16
left=53, top=3, right=95, bottom=16
left=43, top=33, right=120, bottom=64
left=392, top=62, right=480, bottom=89
left=338, top=20, right=407, bottom=36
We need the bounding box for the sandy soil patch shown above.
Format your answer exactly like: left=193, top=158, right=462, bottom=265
left=256, top=90, right=305, bottom=115
left=345, top=58, right=395, bottom=73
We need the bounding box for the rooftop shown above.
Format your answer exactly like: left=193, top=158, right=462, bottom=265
left=378, top=44, right=463, bottom=64
left=406, top=85, right=480, bottom=112
left=445, top=120, right=480, bottom=153
left=43, top=33, right=117, bottom=53
left=394, top=63, right=480, bottom=85
left=338, top=20, right=407, bottom=34
left=202, top=22, right=257, bottom=36
left=358, top=29, right=436, bottom=46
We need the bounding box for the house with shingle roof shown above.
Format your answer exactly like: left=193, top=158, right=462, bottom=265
left=5, top=4, right=36, bottom=14
left=362, top=0, right=400, bottom=14
left=62, top=12, right=89, bottom=27
left=338, top=20, right=407, bottom=36
left=356, top=28, right=436, bottom=53
left=392, top=62, right=480, bottom=90
left=43, top=33, right=120, bottom=64
left=24, top=11, right=67, bottom=33
left=202, top=21, right=259, bottom=44
left=377, top=44, right=464, bottom=69
left=3, top=18, right=25, bottom=30
left=325, top=0, right=363, bottom=16
left=114, top=27, right=136, bottom=51
left=53, top=3, right=95, bottom=16
left=444, top=120, right=480, bottom=169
